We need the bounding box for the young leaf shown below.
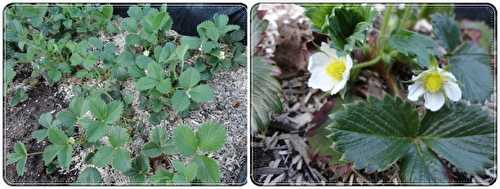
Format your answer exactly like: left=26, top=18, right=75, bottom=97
left=388, top=30, right=437, bottom=67
left=171, top=90, right=190, bottom=113
left=189, top=84, right=214, bottom=103
left=196, top=122, right=226, bottom=152
left=76, top=167, right=102, bottom=184
left=179, top=67, right=201, bottom=89
left=174, top=125, right=198, bottom=156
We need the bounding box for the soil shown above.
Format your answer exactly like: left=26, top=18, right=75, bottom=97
left=3, top=82, right=78, bottom=185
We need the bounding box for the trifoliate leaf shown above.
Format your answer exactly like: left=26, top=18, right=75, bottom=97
left=7, top=142, right=28, bottom=176
left=179, top=67, right=201, bottom=89
left=105, top=101, right=123, bottom=124
left=171, top=90, right=190, bottom=113
left=329, top=96, right=494, bottom=183
left=196, top=122, right=226, bottom=152
left=174, top=125, right=198, bottom=156
left=448, top=42, right=493, bottom=102
left=189, top=84, right=214, bottom=103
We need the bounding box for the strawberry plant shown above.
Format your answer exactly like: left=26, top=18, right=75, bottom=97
left=5, top=4, right=243, bottom=185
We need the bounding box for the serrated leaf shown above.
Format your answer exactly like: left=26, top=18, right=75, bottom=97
left=88, top=96, right=107, bottom=120
left=112, top=148, right=131, bottom=172
left=108, top=127, right=129, bottom=148
left=329, top=96, right=494, bottom=183
left=136, top=77, right=158, bottom=91
left=10, top=88, right=28, bottom=106
left=81, top=119, right=106, bottom=143
left=188, top=84, right=214, bottom=103
left=125, top=34, right=142, bottom=47
left=142, top=142, right=161, bottom=158
left=448, top=42, right=493, bottom=102
left=117, top=50, right=135, bottom=67
left=48, top=127, right=69, bottom=145
left=57, top=144, right=73, bottom=170
left=388, top=30, right=437, bottom=67
left=57, top=111, right=77, bottom=128
left=151, top=168, right=173, bottom=184
left=70, top=53, right=84, bottom=66
left=179, top=67, right=200, bottom=89
left=156, top=79, right=172, bottom=94
left=171, top=90, right=190, bottom=113
left=174, top=126, right=198, bottom=156
left=32, top=129, right=48, bottom=142
left=76, top=167, right=102, bottom=184
left=38, top=112, right=53, bottom=128
left=43, top=144, right=61, bottom=166
left=173, top=160, right=198, bottom=182
left=106, top=101, right=123, bottom=124
left=127, top=5, right=143, bottom=19
left=197, top=21, right=219, bottom=41
left=431, top=14, right=461, bottom=51
left=92, top=146, right=113, bottom=167
left=193, top=155, right=220, bottom=183
left=146, top=62, right=163, bottom=80
left=251, top=57, right=282, bottom=132
left=197, top=122, right=226, bottom=152
left=180, top=36, right=201, bottom=49
left=8, top=142, right=27, bottom=176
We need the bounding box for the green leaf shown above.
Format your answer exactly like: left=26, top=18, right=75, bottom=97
left=117, top=50, right=135, bottom=67
left=47, top=69, right=62, bottom=83
left=171, top=90, right=190, bottom=113
left=173, top=160, right=198, bottom=182
left=125, top=34, right=142, bottom=47
left=228, top=30, right=245, bottom=42
left=10, top=88, right=28, bottom=106
left=214, top=14, right=229, bottom=28
left=106, top=101, right=123, bottom=124
left=323, top=6, right=375, bottom=53
left=68, top=96, right=86, bottom=116
left=180, top=36, right=201, bottom=49
left=43, top=144, right=61, bottom=166
left=197, top=21, right=219, bottom=41
left=57, top=111, right=77, bottom=128
left=388, top=30, right=437, bottom=67
left=196, top=122, right=226, bottom=152
left=127, top=5, right=143, bottom=20
left=419, top=103, right=494, bottom=173
left=70, top=53, right=84, bottom=66
left=88, top=96, right=107, bottom=120
left=156, top=79, right=172, bottom=94
left=101, top=5, right=113, bottom=20
left=76, top=167, right=102, bottom=184
left=112, top=148, right=131, bottom=172
left=174, top=125, right=198, bottom=156
left=136, top=77, right=158, bottom=91
left=124, top=154, right=150, bottom=183
left=251, top=57, right=282, bottom=132
left=32, top=129, right=48, bottom=142
left=189, top=84, right=214, bottom=103
left=142, top=142, right=161, bottom=158
left=92, top=146, right=113, bottom=167
left=57, top=144, right=73, bottom=170
left=179, top=67, right=201, bottom=89
left=329, top=96, right=494, bottom=183
left=48, top=127, right=69, bottom=145
left=38, top=112, right=53, bottom=128
left=108, top=127, right=129, bottom=148
left=448, top=42, right=493, bottom=102
left=193, top=155, right=220, bottom=183
left=431, top=14, right=461, bottom=51
left=81, top=119, right=106, bottom=143
left=82, top=55, right=98, bottom=70
left=8, top=142, right=28, bottom=176
left=304, top=5, right=335, bottom=29
left=135, top=55, right=155, bottom=69
left=151, top=168, right=173, bottom=184
left=121, top=18, right=138, bottom=33
left=146, top=62, right=163, bottom=80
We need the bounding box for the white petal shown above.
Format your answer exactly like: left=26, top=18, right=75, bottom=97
left=308, top=52, right=330, bottom=72
left=443, top=82, right=462, bottom=101
left=345, top=55, right=353, bottom=70
left=308, top=69, right=334, bottom=92
left=320, top=42, right=338, bottom=57
left=424, top=92, right=445, bottom=111
left=407, top=82, right=425, bottom=101
left=330, top=77, right=347, bottom=95
left=440, top=71, right=457, bottom=82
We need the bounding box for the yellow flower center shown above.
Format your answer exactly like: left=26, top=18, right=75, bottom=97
left=325, top=58, right=346, bottom=81
left=424, top=72, right=444, bottom=93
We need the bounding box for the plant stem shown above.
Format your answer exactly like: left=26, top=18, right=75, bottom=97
left=377, top=6, right=394, bottom=54
left=353, top=55, right=382, bottom=70
left=28, top=151, right=43, bottom=156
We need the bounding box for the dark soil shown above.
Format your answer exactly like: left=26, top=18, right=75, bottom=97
left=3, top=83, right=78, bottom=185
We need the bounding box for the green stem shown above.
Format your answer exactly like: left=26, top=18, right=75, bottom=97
left=28, top=151, right=43, bottom=156
left=396, top=6, right=410, bottom=30
left=353, top=55, right=382, bottom=69
left=377, top=5, right=394, bottom=54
